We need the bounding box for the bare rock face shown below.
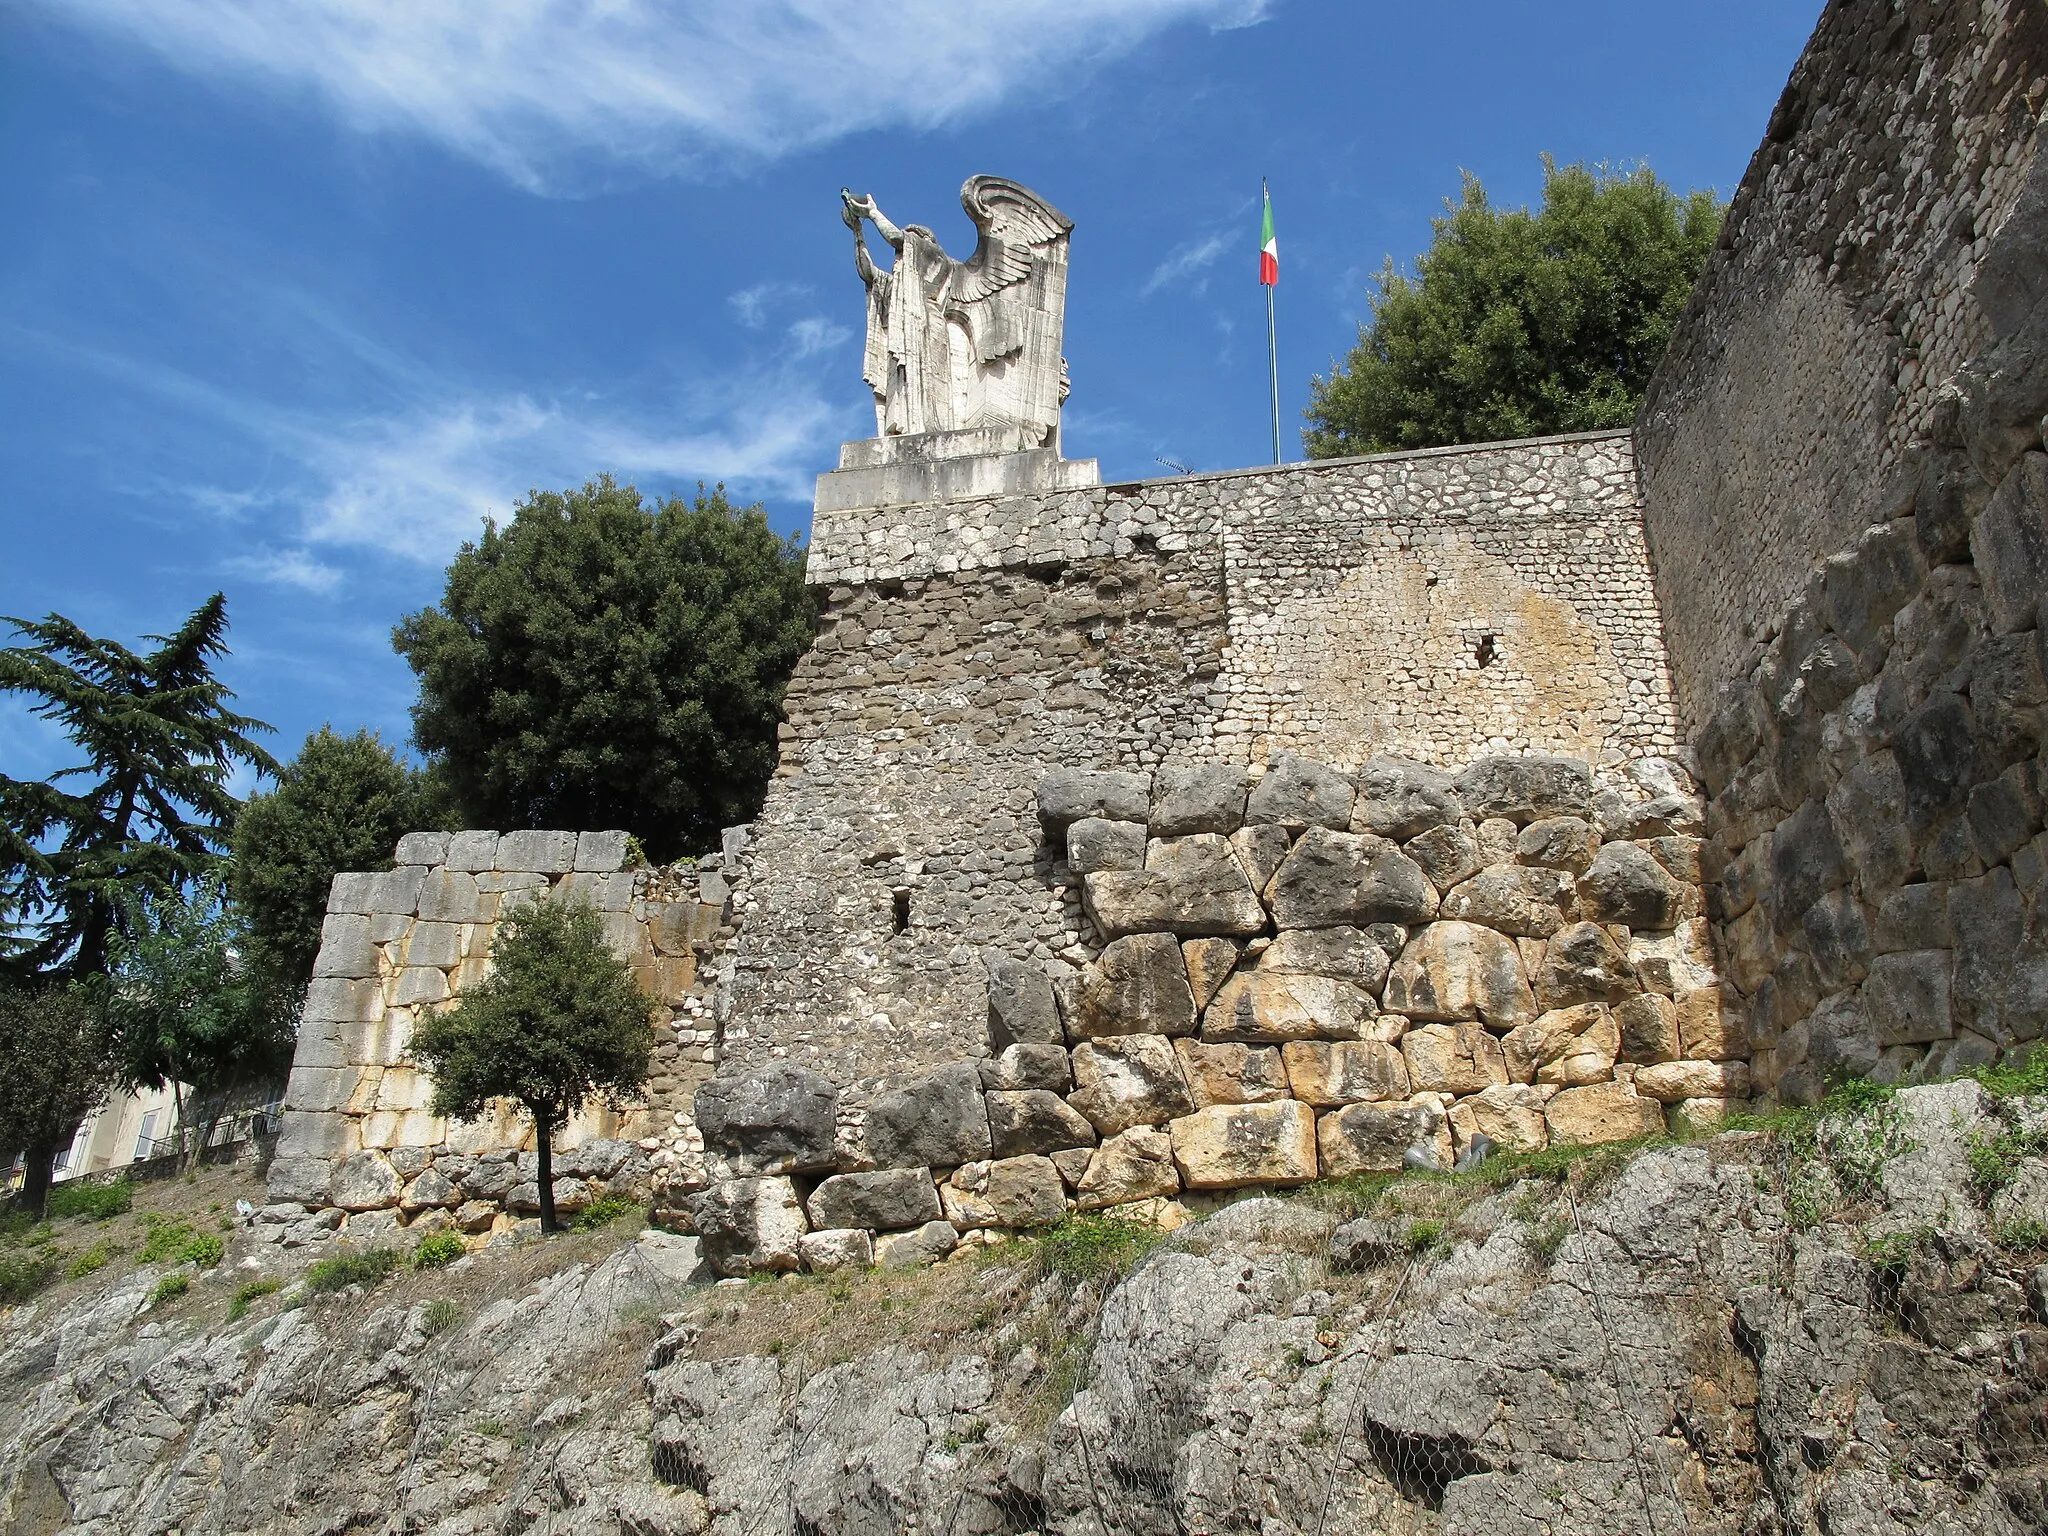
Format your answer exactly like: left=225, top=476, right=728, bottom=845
left=1076, top=1124, right=1181, bottom=1208
left=1069, top=1036, right=1197, bottom=1136
left=1351, top=756, right=1464, bottom=839
left=1066, top=815, right=1147, bottom=874
left=1169, top=1101, right=1317, bottom=1188
left=1543, top=1081, right=1665, bottom=1146
left=1448, top=1083, right=1550, bottom=1153
left=1071, top=932, right=1198, bottom=1039
left=1516, top=815, right=1602, bottom=874
left=692, top=1176, right=808, bottom=1276
left=1266, top=828, right=1438, bottom=928
left=1245, top=753, right=1355, bottom=830
left=798, top=1227, right=873, bottom=1271
left=1181, top=937, right=1241, bottom=1011
left=1175, top=1040, right=1291, bottom=1106
left=1383, top=920, right=1537, bottom=1028
left=984, top=951, right=1066, bottom=1049
left=865, top=1062, right=992, bottom=1169
left=1316, top=1099, right=1444, bottom=1175
left=1454, top=754, right=1594, bottom=824
left=1143, top=834, right=1268, bottom=936
left=1439, top=864, right=1578, bottom=937
left=805, top=1168, right=942, bottom=1232
left=874, top=1220, right=958, bottom=1268
left=986, top=1089, right=1097, bottom=1158
left=1401, top=1022, right=1510, bottom=1096
left=1201, top=970, right=1373, bottom=1043
left=941, top=1155, right=1067, bottom=1229
left=1150, top=764, right=1249, bottom=836
left=1405, top=820, right=1483, bottom=893
left=1578, top=841, right=1688, bottom=930
left=1279, top=1040, right=1410, bottom=1105
left=694, top=1062, right=838, bottom=1176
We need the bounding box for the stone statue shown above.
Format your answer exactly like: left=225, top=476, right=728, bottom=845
left=841, top=177, right=1074, bottom=451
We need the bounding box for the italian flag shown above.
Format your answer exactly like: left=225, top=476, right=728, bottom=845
left=1259, top=184, right=1278, bottom=286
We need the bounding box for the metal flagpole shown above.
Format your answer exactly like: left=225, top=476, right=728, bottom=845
left=1264, top=178, right=1280, bottom=465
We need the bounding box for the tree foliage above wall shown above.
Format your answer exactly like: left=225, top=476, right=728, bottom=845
left=393, top=478, right=814, bottom=865
left=1304, top=160, right=1723, bottom=458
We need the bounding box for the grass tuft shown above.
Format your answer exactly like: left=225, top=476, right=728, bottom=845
left=305, top=1247, right=400, bottom=1294
left=47, top=1178, right=133, bottom=1221
left=149, top=1272, right=190, bottom=1307
left=0, top=1251, right=56, bottom=1306
left=412, top=1231, right=466, bottom=1269
left=228, top=1279, right=282, bottom=1321
left=572, top=1195, right=637, bottom=1231
left=421, top=1297, right=461, bottom=1336
left=1036, top=1213, right=1168, bottom=1282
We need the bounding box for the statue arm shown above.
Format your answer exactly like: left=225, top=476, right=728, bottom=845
left=851, top=223, right=879, bottom=287
left=864, top=203, right=906, bottom=253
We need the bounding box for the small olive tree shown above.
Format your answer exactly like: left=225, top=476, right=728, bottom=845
left=408, top=900, right=653, bottom=1232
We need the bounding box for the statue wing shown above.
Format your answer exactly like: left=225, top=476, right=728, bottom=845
left=949, top=176, right=1073, bottom=359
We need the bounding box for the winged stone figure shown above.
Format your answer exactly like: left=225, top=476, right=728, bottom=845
left=842, top=176, right=1074, bottom=450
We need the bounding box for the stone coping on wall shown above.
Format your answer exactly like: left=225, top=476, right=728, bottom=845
left=683, top=749, right=1739, bottom=1277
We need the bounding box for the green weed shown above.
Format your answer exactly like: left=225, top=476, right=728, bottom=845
left=149, top=1272, right=190, bottom=1306
left=66, top=1242, right=116, bottom=1279
left=1995, top=1217, right=2048, bottom=1253
left=0, top=1251, right=56, bottom=1306
left=1037, top=1213, right=1167, bottom=1282
left=47, top=1178, right=133, bottom=1221
left=1405, top=1218, right=1445, bottom=1254
left=412, top=1231, right=466, bottom=1269
left=138, top=1214, right=222, bottom=1267
left=228, top=1279, right=282, bottom=1320
left=1972, top=1047, right=2048, bottom=1101
left=421, top=1298, right=462, bottom=1336
left=1861, top=1228, right=1928, bottom=1278
left=572, top=1195, right=637, bottom=1231
left=304, top=1248, right=400, bottom=1294
left=1966, top=1123, right=2048, bottom=1203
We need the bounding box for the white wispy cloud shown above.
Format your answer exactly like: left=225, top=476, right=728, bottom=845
left=32, top=0, right=1274, bottom=191
left=728, top=281, right=810, bottom=328
left=224, top=547, right=347, bottom=593
left=1141, top=231, right=1231, bottom=297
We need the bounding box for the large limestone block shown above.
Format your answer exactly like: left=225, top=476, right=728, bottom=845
left=392, top=966, right=449, bottom=1007
left=399, top=1168, right=459, bottom=1211
left=875, top=1220, right=960, bottom=1269
left=978, top=1043, right=1072, bottom=1093
left=1260, top=925, right=1391, bottom=994
left=1501, top=1003, right=1613, bottom=1084
left=1151, top=764, right=1249, bottom=836
left=444, top=830, right=499, bottom=872
left=987, top=1090, right=1097, bottom=1157
left=496, top=830, right=577, bottom=874
left=1067, top=816, right=1147, bottom=875
left=1229, top=824, right=1292, bottom=894
left=1516, top=816, right=1601, bottom=876
left=417, top=870, right=490, bottom=923
left=692, top=1177, right=807, bottom=1276
left=301, top=976, right=386, bottom=1026
left=1676, top=986, right=1745, bottom=1060
left=1544, top=1082, right=1665, bottom=1147
left=799, top=1229, right=873, bottom=1272
left=1972, top=452, right=2048, bottom=633
left=1401, top=1023, right=1509, bottom=1096
left=942, top=1155, right=1067, bottom=1229
left=1405, top=821, right=1483, bottom=895
left=1578, top=842, right=1687, bottom=931
left=1280, top=1040, right=1410, bottom=1106
left=1069, top=1036, right=1197, bottom=1136
left=1454, top=755, right=1593, bottom=825
left=329, top=867, right=427, bottom=918
left=1075, top=1125, right=1181, bottom=1209
left=1202, top=971, right=1373, bottom=1043
left=1439, top=866, right=1576, bottom=938
left=1383, top=921, right=1536, bottom=1028
left=402, top=922, right=461, bottom=969
left=1449, top=1085, right=1549, bottom=1155
left=1950, top=866, right=2048, bottom=1045
left=574, top=829, right=632, bottom=872
left=1614, top=994, right=1681, bottom=1064
left=806, top=1168, right=942, bottom=1232
left=1082, top=871, right=1175, bottom=940
left=1634, top=1060, right=1751, bottom=1104
left=331, top=1150, right=403, bottom=1212
left=1627, top=920, right=1718, bottom=997
left=266, top=1156, right=333, bottom=1207
left=1181, top=938, right=1241, bottom=1011
left=311, top=914, right=379, bottom=980
left=1267, top=828, right=1437, bottom=929
left=1862, top=949, right=1955, bottom=1045
left=693, top=1062, right=838, bottom=1175
left=1170, top=1101, right=1317, bottom=1189
left=1351, top=757, right=1462, bottom=839
left=1533, top=922, right=1641, bottom=1011
left=1070, top=933, right=1198, bottom=1039
left=1145, top=834, right=1268, bottom=936
left=866, top=1062, right=993, bottom=1169
left=395, top=831, right=450, bottom=867
left=1316, top=1100, right=1445, bottom=1177
left=1038, top=769, right=1150, bottom=831
left=984, top=952, right=1064, bottom=1049
left=1246, top=753, right=1355, bottom=830
left=1174, top=1040, right=1291, bottom=1106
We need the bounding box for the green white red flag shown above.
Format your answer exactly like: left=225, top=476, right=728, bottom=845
left=1259, top=184, right=1278, bottom=286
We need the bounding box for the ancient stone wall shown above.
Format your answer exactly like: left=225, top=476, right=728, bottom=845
left=1636, top=0, right=2048, bottom=734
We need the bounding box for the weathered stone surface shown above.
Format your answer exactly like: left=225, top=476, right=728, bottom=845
left=392, top=966, right=448, bottom=1006
left=942, top=1155, right=1067, bottom=1229
left=1544, top=1082, right=1664, bottom=1146
left=399, top=1168, right=458, bottom=1212
left=798, top=1228, right=873, bottom=1271
left=1440, top=865, right=1577, bottom=938
left=806, top=1169, right=942, bottom=1232
left=442, top=828, right=497, bottom=871
left=1144, top=834, right=1268, bottom=936
left=1615, top=993, right=1681, bottom=1064
left=1515, top=816, right=1602, bottom=875
left=692, top=1177, right=807, bottom=1276
left=1201, top=971, right=1372, bottom=1043
left=1892, top=692, right=1982, bottom=832
left=1173, top=1040, right=1290, bottom=1106
left=1454, top=754, right=1594, bottom=824
left=1351, top=757, right=1463, bottom=839
left=1070, top=932, right=1198, bottom=1039
left=1151, top=764, right=1249, bottom=837
left=573, top=829, right=632, bottom=872
left=695, top=1063, right=838, bottom=1175
left=1229, top=823, right=1292, bottom=895
left=978, top=1043, right=1072, bottom=1092
left=311, top=913, right=379, bottom=980
left=1038, top=768, right=1150, bottom=830
left=1404, top=821, right=1483, bottom=894
left=1972, top=452, right=2048, bottom=633
left=986, top=1089, right=1097, bottom=1157
left=1635, top=1060, right=1751, bottom=1104
left=1066, top=816, right=1147, bottom=875
left=1501, top=1003, right=1617, bottom=1087
left=984, top=952, right=1063, bottom=1049
left=393, top=830, right=450, bottom=867
left=1068, top=1036, right=1197, bottom=1136
left=1266, top=828, right=1436, bottom=928
left=1950, top=866, right=2048, bottom=1045
left=1075, top=1124, right=1180, bottom=1209
left=1578, top=842, right=1687, bottom=930
left=1278, top=1040, right=1409, bottom=1106
left=417, top=870, right=489, bottom=923
left=1316, top=1100, right=1443, bottom=1177
left=1872, top=883, right=1951, bottom=955
left=1861, top=949, right=1955, bottom=1046
left=1170, top=1101, right=1316, bottom=1189
left=1383, top=921, right=1536, bottom=1027
left=1081, top=871, right=1174, bottom=940
left=1401, top=1022, right=1509, bottom=1095
left=1534, top=922, right=1640, bottom=1010
left=866, top=1062, right=993, bottom=1169
left=1258, top=925, right=1390, bottom=993
left=331, top=1151, right=402, bottom=1212
left=1180, top=937, right=1240, bottom=1011
left=496, top=830, right=578, bottom=874
left=265, top=1155, right=332, bottom=1206
left=1448, top=1083, right=1549, bottom=1154
left=1245, top=753, right=1355, bottom=830
left=874, top=1220, right=958, bottom=1268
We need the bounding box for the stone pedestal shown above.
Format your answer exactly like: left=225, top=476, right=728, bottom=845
left=814, top=429, right=1100, bottom=515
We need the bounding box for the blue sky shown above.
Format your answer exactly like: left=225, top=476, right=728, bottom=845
left=1, top=0, right=1815, bottom=787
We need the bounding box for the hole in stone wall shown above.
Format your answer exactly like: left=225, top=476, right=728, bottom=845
left=1474, top=633, right=1497, bottom=667
left=892, top=889, right=912, bottom=934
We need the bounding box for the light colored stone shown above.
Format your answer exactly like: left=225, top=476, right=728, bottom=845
left=1259, top=926, right=1391, bottom=993
left=1279, top=1040, right=1410, bottom=1106
left=399, top=1167, right=458, bottom=1211
left=1383, top=921, right=1536, bottom=1028
left=574, top=830, right=632, bottom=872
left=1676, top=986, right=1745, bottom=1060
left=1173, top=1040, right=1290, bottom=1106
left=1316, top=1100, right=1446, bottom=1177
left=311, top=914, right=379, bottom=980
left=1455, top=755, right=1593, bottom=825
left=1075, top=1125, right=1181, bottom=1209
left=978, top=1043, right=1071, bottom=1093
left=1351, top=757, right=1462, bottom=839
left=417, top=870, right=489, bottom=923
left=1169, top=1101, right=1317, bottom=1189
left=1439, top=865, right=1577, bottom=938
left=691, top=1176, right=808, bottom=1276
left=874, top=1219, right=959, bottom=1269
left=1401, top=1022, right=1509, bottom=1096
left=444, top=830, right=498, bottom=871
left=1667, top=1098, right=1743, bottom=1137
left=1180, top=938, right=1240, bottom=1012
left=331, top=1150, right=403, bottom=1212
left=1070, top=932, right=1197, bottom=1039
left=941, top=1155, right=1067, bottom=1229
left=1544, top=1082, right=1665, bottom=1147
left=799, top=1228, right=874, bottom=1272
left=1081, top=870, right=1174, bottom=940
left=1201, top=970, right=1372, bottom=1043
left=1267, top=827, right=1437, bottom=928
left=1449, top=1084, right=1550, bottom=1155
left=806, top=1169, right=942, bottom=1232
left=1635, top=1060, right=1752, bottom=1104
left=1228, top=823, right=1292, bottom=894
left=395, top=831, right=450, bottom=866
left=1534, top=1007, right=1619, bottom=1087
left=1068, top=1035, right=1197, bottom=1136
left=1502, top=1003, right=1615, bottom=1084
left=1534, top=922, right=1641, bottom=1010
left=1246, top=753, right=1355, bottom=830
left=1068, top=816, right=1147, bottom=875
left=1404, top=821, right=1483, bottom=894
left=1150, top=764, right=1248, bottom=837
left=496, top=830, right=578, bottom=874
left=1142, top=834, right=1268, bottom=935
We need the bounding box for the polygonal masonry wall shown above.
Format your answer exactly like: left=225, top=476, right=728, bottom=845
left=683, top=751, right=1744, bottom=1276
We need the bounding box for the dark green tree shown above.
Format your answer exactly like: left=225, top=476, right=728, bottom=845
left=393, top=478, right=813, bottom=863
left=103, top=875, right=298, bottom=1169
left=0, top=982, right=121, bottom=1217
left=1304, top=160, right=1723, bottom=457
left=408, top=900, right=653, bottom=1232
left=0, top=595, right=276, bottom=981
left=232, top=727, right=441, bottom=990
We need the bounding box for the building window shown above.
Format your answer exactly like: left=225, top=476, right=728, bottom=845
left=133, top=1111, right=159, bottom=1162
